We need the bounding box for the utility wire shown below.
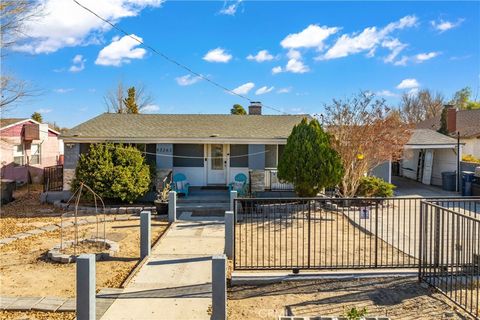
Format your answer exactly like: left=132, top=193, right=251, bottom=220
left=72, top=0, right=287, bottom=115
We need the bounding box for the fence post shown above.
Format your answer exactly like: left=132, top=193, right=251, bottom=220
left=374, top=201, right=379, bottom=268
left=230, top=190, right=237, bottom=212
left=140, top=211, right=151, bottom=259
left=168, top=191, right=177, bottom=223
left=418, top=201, right=425, bottom=282
left=76, top=254, right=95, bottom=320
left=307, top=200, right=311, bottom=268
left=212, top=254, right=227, bottom=320
left=434, top=206, right=441, bottom=268
left=225, top=211, right=234, bottom=259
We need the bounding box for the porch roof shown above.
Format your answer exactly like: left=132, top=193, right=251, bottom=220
left=404, top=129, right=461, bottom=149
left=61, top=113, right=307, bottom=143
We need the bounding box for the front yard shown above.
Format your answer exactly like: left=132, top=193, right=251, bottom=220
left=0, top=185, right=169, bottom=319
left=228, top=277, right=469, bottom=319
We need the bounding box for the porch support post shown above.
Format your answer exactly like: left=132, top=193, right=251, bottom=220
left=168, top=191, right=177, bottom=223
left=76, top=254, right=95, bottom=320
left=140, top=211, right=151, bottom=259
left=230, top=190, right=237, bottom=212
left=225, top=211, right=234, bottom=259
left=211, top=254, right=227, bottom=320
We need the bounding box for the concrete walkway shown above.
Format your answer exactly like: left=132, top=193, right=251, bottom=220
left=101, top=214, right=225, bottom=320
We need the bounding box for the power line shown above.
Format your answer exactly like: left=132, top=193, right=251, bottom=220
left=72, top=0, right=287, bottom=115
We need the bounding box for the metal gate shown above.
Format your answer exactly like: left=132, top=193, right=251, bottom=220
left=233, top=197, right=480, bottom=270
left=43, top=165, right=63, bottom=192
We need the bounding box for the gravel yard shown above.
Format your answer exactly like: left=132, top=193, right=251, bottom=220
left=228, top=277, right=472, bottom=319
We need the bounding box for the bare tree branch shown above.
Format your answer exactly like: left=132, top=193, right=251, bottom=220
left=398, top=89, right=445, bottom=123
left=103, top=81, right=154, bottom=113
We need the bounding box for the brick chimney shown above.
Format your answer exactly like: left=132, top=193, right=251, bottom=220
left=445, top=105, right=457, bottom=134
left=248, top=101, right=262, bottom=115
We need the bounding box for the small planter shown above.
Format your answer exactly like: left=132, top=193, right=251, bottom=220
left=154, top=200, right=168, bottom=215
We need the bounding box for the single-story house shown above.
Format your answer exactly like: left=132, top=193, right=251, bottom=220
left=416, top=107, right=480, bottom=158
left=373, top=128, right=462, bottom=188
left=0, top=118, right=64, bottom=184
left=61, top=103, right=305, bottom=192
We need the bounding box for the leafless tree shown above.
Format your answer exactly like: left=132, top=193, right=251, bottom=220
left=399, top=89, right=444, bottom=123
left=1, top=1, right=43, bottom=110
left=104, top=81, right=154, bottom=113
left=324, top=91, right=413, bottom=197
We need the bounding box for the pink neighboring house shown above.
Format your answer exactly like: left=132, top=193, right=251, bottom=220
left=0, top=118, right=63, bottom=184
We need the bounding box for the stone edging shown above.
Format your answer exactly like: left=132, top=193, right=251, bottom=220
left=48, top=238, right=120, bottom=264
left=53, top=201, right=156, bottom=215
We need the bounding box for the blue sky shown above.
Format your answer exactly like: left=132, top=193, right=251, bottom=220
left=3, top=0, right=479, bottom=128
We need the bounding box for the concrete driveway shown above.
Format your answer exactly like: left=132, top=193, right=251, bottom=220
left=392, top=176, right=459, bottom=197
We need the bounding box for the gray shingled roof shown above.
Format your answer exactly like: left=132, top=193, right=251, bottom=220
left=61, top=113, right=307, bottom=141
left=406, top=129, right=458, bottom=146
left=416, top=109, right=480, bottom=138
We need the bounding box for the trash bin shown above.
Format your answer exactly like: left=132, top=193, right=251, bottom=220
left=461, top=171, right=475, bottom=196
left=441, top=171, right=456, bottom=191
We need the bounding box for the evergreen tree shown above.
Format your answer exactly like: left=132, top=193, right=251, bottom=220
left=123, top=87, right=139, bottom=114
left=230, top=104, right=247, bottom=115
left=277, top=118, right=344, bottom=197
left=31, top=111, right=42, bottom=123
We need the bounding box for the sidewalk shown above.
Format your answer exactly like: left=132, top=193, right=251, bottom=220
left=101, top=215, right=225, bottom=320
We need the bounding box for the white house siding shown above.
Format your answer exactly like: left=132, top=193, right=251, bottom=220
left=371, top=161, right=392, bottom=183
left=462, top=137, right=480, bottom=158
left=431, top=148, right=457, bottom=186
left=173, top=167, right=205, bottom=186
left=401, top=149, right=419, bottom=180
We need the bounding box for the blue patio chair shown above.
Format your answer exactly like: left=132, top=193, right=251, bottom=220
left=171, top=173, right=190, bottom=197
left=228, top=173, right=248, bottom=196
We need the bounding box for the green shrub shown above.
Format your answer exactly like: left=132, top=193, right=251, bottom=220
left=278, top=118, right=344, bottom=197
left=356, top=176, right=395, bottom=197
left=72, top=143, right=151, bottom=203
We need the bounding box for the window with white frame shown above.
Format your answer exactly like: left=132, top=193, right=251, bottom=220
left=30, top=143, right=41, bottom=165
left=13, top=144, right=24, bottom=166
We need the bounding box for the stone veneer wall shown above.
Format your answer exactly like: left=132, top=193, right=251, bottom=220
left=63, top=143, right=80, bottom=190
left=250, top=169, right=265, bottom=193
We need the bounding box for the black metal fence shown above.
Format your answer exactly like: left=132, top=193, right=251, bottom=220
left=43, top=165, right=63, bottom=192
left=419, top=200, right=480, bottom=319
left=233, top=197, right=480, bottom=271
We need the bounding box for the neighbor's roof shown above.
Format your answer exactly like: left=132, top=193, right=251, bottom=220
left=61, top=113, right=308, bottom=142
left=406, top=129, right=459, bottom=147
left=416, top=109, right=480, bottom=138
left=0, top=118, right=29, bottom=129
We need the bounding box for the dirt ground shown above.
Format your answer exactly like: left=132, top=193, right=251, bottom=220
left=234, top=209, right=415, bottom=269
left=1, top=185, right=65, bottom=239
left=228, top=277, right=474, bottom=320
left=0, top=310, right=75, bottom=320
left=0, top=218, right=168, bottom=297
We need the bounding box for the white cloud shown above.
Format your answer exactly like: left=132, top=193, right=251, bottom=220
left=408, top=87, right=419, bottom=96
left=414, top=51, right=440, bottom=62
left=246, top=50, right=274, bottom=62
left=95, top=34, right=146, bottom=66
left=393, top=56, right=408, bottom=66
left=12, top=0, right=165, bottom=54
left=321, top=15, right=417, bottom=62
left=277, top=87, right=292, bottom=94
left=36, top=108, right=53, bottom=113
left=69, top=54, right=86, bottom=72
left=376, top=90, right=399, bottom=98
left=142, top=104, right=160, bottom=113
left=281, top=24, right=339, bottom=50
left=285, top=58, right=309, bottom=73
left=176, top=74, right=202, bottom=86
left=396, top=78, right=420, bottom=89
left=203, top=47, right=232, bottom=63
left=218, top=0, right=242, bottom=16
left=272, top=66, right=283, bottom=74
left=430, top=19, right=464, bottom=33
left=255, top=86, right=274, bottom=95
left=54, top=88, right=74, bottom=93
left=232, top=82, right=255, bottom=95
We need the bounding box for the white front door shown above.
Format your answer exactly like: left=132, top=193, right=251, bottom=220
left=207, top=144, right=227, bottom=185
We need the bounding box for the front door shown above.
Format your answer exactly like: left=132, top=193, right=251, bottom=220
left=207, top=144, right=226, bottom=185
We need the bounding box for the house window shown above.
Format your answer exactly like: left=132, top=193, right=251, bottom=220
left=173, top=144, right=204, bottom=167
left=30, top=144, right=41, bottom=165
left=265, top=145, right=278, bottom=168
left=13, top=144, right=24, bottom=166
left=230, top=144, right=248, bottom=167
